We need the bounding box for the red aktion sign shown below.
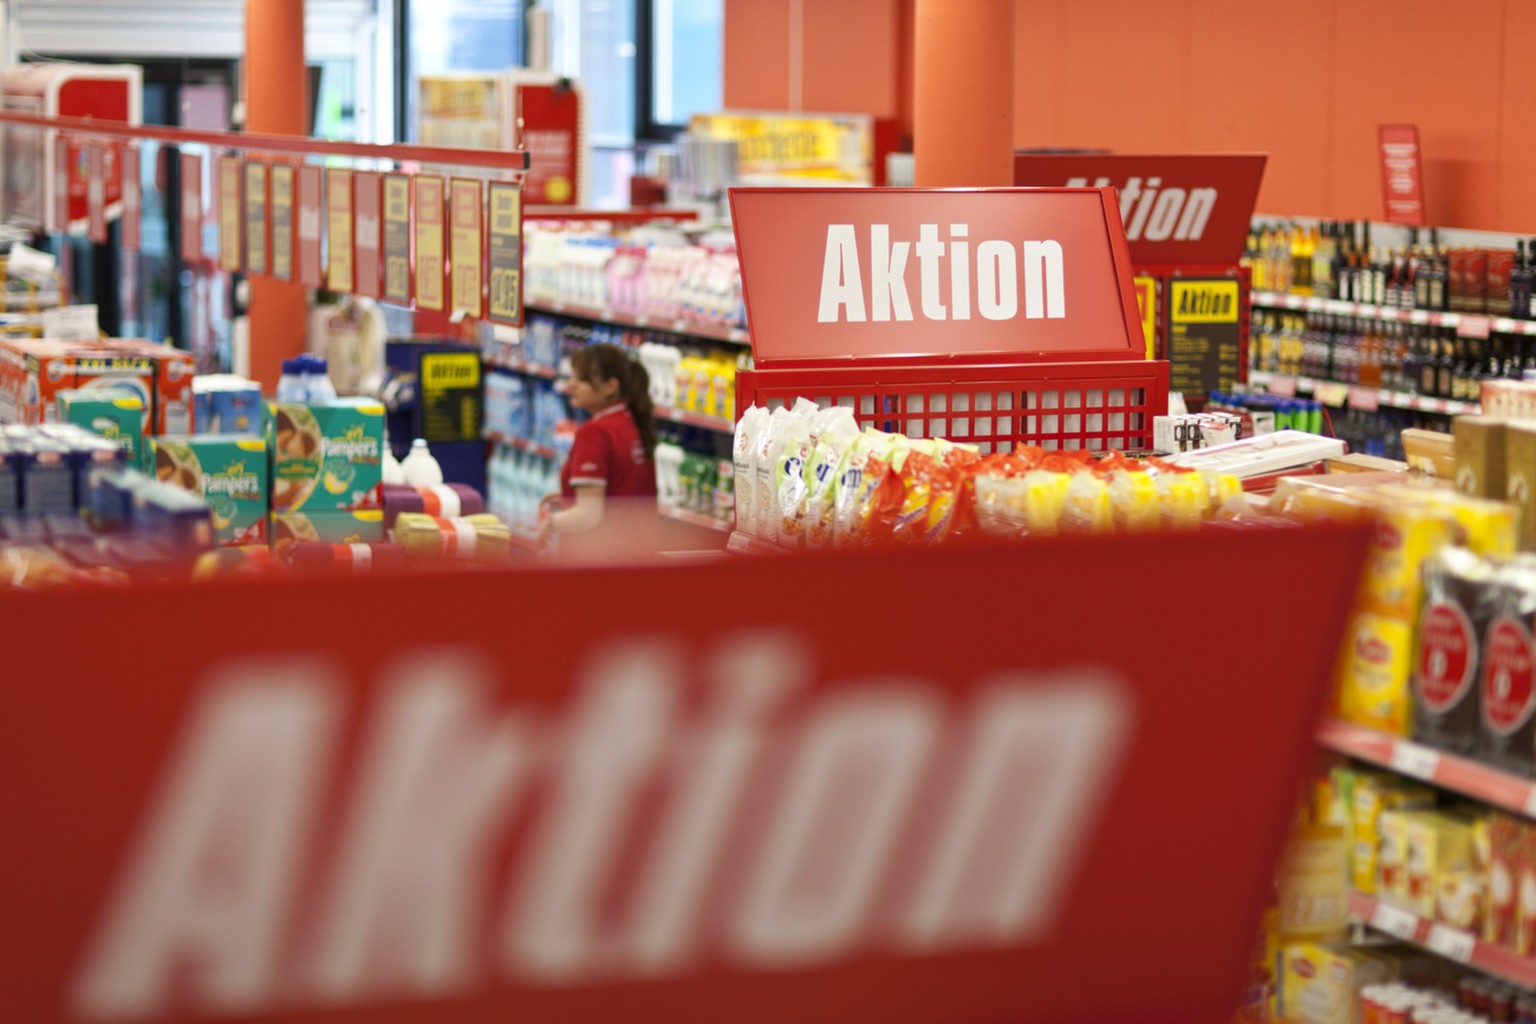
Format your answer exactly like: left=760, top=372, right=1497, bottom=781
left=1011, top=154, right=1267, bottom=265
left=729, top=187, right=1146, bottom=366
left=0, top=525, right=1366, bottom=1024
left=1378, top=124, right=1426, bottom=227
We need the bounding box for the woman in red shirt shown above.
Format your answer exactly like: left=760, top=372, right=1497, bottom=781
left=537, top=343, right=658, bottom=548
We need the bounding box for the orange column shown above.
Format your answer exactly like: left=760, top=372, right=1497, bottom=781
left=244, top=0, right=309, bottom=390
left=912, top=0, right=1013, bottom=187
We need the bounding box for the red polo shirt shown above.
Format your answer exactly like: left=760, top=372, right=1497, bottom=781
left=560, top=402, right=657, bottom=502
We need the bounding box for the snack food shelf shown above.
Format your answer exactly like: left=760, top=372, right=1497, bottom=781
left=1248, top=370, right=1480, bottom=417
left=1349, top=890, right=1536, bottom=988
left=524, top=299, right=750, bottom=346
left=1251, top=290, right=1536, bottom=338
left=1317, top=717, right=1536, bottom=821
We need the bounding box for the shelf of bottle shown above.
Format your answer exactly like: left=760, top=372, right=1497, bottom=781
left=1349, top=890, right=1536, bottom=987
left=1248, top=370, right=1479, bottom=417
left=1317, top=717, right=1536, bottom=821
left=524, top=298, right=751, bottom=346
left=483, top=352, right=561, bottom=379
left=484, top=430, right=559, bottom=460
left=656, top=405, right=735, bottom=434
left=660, top=504, right=733, bottom=533
left=1252, top=290, right=1536, bottom=338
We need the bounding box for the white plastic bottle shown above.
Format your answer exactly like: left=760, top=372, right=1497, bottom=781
left=277, top=357, right=308, bottom=403
left=382, top=444, right=406, bottom=486
left=306, top=354, right=338, bottom=402
left=400, top=438, right=445, bottom=487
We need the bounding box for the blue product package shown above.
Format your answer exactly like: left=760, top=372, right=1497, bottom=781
left=68, top=435, right=126, bottom=508
left=505, top=375, right=530, bottom=437
left=194, top=389, right=215, bottom=432
left=18, top=438, right=76, bottom=515
left=212, top=387, right=263, bottom=435
left=86, top=467, right=146, bottom=533
left=130, top=480, right=215, bottom=552
left=0, top=440, right=18, bottom=515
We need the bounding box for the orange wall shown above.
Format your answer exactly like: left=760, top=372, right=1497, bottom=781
left=726, top=0, right=1536, bottom=232
left=723, top=0, right=904, bottom=123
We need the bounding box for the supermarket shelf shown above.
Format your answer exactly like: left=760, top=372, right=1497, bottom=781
left=1349, top=890, right=1536, bottom=987
left=484, top=430, right=558, bottom=460
left=660, top=505, right=733, bottom=533
left=726, top=530, right=783, bottom=555
left=1251, top=290, right=1536, bottom=338
left=484, top=352, right=560, bottom=379
left=1317, top=718, right=1536, bottom=820
left=656, top=405, right=735, bottom=434
left=525, top=298, right=751, bottom=346
left=1248, top=370, right=1479, bottom=417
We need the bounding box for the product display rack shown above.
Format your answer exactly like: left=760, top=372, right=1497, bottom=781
left=1317, top=718, right=1536, bottom=820
left=1348, top=891, right=1536, bottom=989
left=1251, top=290, right=1536, bottom=338
left=1248, top=369, right=1480, bottom=417
left=524, top=299, right=750, bottom=347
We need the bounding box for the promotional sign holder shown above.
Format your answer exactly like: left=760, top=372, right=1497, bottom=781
left=729, top=186, right=1170, bottom=458
left=1013, top=154, right=1268, bottom=404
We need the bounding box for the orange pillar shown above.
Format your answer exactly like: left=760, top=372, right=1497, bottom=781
left=244, top=0, right=309, bottom=390
left=912, top=0, right=1013, bottom=187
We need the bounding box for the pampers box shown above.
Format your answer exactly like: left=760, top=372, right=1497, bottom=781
left=151, top=436, right=269, bottom=546
left=56, top=387, right=146, bottom=469
left=270, top=399, right=384, bottom=512
left=270, top=509, right=385, bottom=560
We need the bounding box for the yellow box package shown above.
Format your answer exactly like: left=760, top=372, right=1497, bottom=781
left=1336, top=612, right=1415, bottom=737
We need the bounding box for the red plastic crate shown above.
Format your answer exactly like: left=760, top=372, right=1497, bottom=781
left=735, top=359, right=1168, bottom=454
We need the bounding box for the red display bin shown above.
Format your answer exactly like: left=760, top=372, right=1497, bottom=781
left=729, top=186, right=1170, bottom=453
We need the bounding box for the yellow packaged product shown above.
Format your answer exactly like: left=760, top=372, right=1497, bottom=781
left=1403, top=812, right=1475, bottom=923
left=1061, top=471, right=1112, bottom=533
left=394, top=512, right=511, bottom=563
left=1279, top=943, right=1395, bottom=1024
left=1155, top=468, right=1208, bottom=529
left=1358, top=496, right=1458, bottom=619
left=1336, top=611, right=1414, bottom=736
left=1375, top=810, right=1420, bottom=905
left=1020, top=470, right=1070, bottom=535
left=1107, top=469, right=1160, bottom=533
left=1349, top=773, right=1434, bottom=894
left=1379, top=485, right=1519, bottom=559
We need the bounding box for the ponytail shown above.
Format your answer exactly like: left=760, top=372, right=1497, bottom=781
left=571, top=342, right=657, bottom=458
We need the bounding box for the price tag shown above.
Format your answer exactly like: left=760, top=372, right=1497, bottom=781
left=1458, top=315, right=1491, bottom=339
left=1390, top=742, right=1440, bottom=780
left=1524, top=784, right=1536, bottom=818
left=1267, top=375, right=1298, bottom=397
left=1370, top=901, right=1420, bottom=940
left=1326, top=299, right=1353, bottom=315
left=1314, top=382, right=1350, bottom=407
left=674, top=319, right=691, bottom=334
left=1349, top=387, right=1381, bottom=412
left=1409, top=310, right=1431, bottom=324
left=1426, top=924, right=1476, bottom=963
left=1494, top=318, right=1519, bottom=335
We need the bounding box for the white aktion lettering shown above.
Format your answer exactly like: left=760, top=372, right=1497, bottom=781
left=1022, top=240, right=1066, bottom=320
left=1142, top=186, right=1186, bottom=242
left=505, top=639, right=682, bottom=980
left=915, top=224, right=947, bottom=320
left=869, top=225, right=914, bottom=322
left=948, top=224, right=971, bottom=320
left=306, top=651, right=528, bottom=1000
left=1117, top=176, right=1143, bottom=225
left=72, top=662, right=343, bottom=1020
left=626, top=631, right=809, bottom=973
left=1174, top=187, right=1217, bottom=241
left=732, top=684, right=941, bottom=966
left=975, top=240, right=1018, bottom=321
left=1125, top=176, right=1161, bottom=241
left=817, top=225, right=865, bottom=322
left=900, top=669, right=1132, bottom=948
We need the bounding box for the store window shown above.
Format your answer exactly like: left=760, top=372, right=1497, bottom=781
left=642, top=0, right=722, bottom=138
left=404, top=0, right=525, bottom=142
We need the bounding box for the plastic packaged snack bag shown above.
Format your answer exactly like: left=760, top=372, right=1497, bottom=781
left=891, top=450, right=938, bottom=543
left=830, top=428, right=895, bottom=546
left=775, top=413, right=816, bottom=546
left=1061, top=471, right=1112, bottom=533
left=1020, top=470, right=1071, bottom=536
left=802, top=412, right=861, bottom=549
left=752, top=400, right=817, bottom=545
left=732, top=405, right=769, bottom=537
left=1108, top=469, right=1160, bottom=533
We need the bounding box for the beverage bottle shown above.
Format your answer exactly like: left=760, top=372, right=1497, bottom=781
left=277, top=357, right=308, bottom=403
left=305, top=355, right=338, bottom=402
left=400, top=438, right=445, bottom=487
left=1509, top=241, right=1530, bottom=319
left=1312, top=222, right=1336, bottom=298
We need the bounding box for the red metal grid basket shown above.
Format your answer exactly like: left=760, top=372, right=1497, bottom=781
left=735, top=359, right=1168, bottom=454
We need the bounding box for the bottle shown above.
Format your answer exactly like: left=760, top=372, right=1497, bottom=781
left=1312, top=222, right=1336, bottom=299
left=277, top=357, right=308, bottom=403
left=1331, top=222, right=1352, bottom=300
left=400, top=438, right=445, bottom=487
left=1419, top=335, right=1441, bottom=397
left=382, top=444, right=406, bottom=486
left=1411, top=244, right=1430, bottom=309
left=1510, top=241, right=1530, bottom=319
left=305, top=354, right=338, bottom=402
left=1435, top=332, right=1456, bottom=399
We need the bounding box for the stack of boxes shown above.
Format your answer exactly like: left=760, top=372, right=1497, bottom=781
left=0, top=337, right=194, bottom=435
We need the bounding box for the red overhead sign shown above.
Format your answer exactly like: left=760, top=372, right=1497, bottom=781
left=1012, top=154, right=1267, bottom=265
left=730, top=187, right=1146, bottom=366
left=0, top=525, right=1366, bottom=1024
left=1378, top=124, right=1426, bottom=227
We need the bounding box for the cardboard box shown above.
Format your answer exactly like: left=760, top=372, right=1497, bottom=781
left=0, top=338, right=193, bottom=435
left=1349, top=774, right=1435, bottom=895
left=270, top=399, right=384, bottom=513
left=1454, top=416, right=1508, bottom=502
left=1338, top=612, right=1415, bottom=737
left=1279, top=943, right=1394, bottom=1024
left=1484, top=814, right=1524, bottom=949
left=270, top=509, right=385, bottom=560
left=1506, top=421, right=1536, bottom=551
left=151, top=436, right=269, bottom=547
left=1404, top=812, right=1474, bottom=921
left=56, top=387, right=145, bottom=468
